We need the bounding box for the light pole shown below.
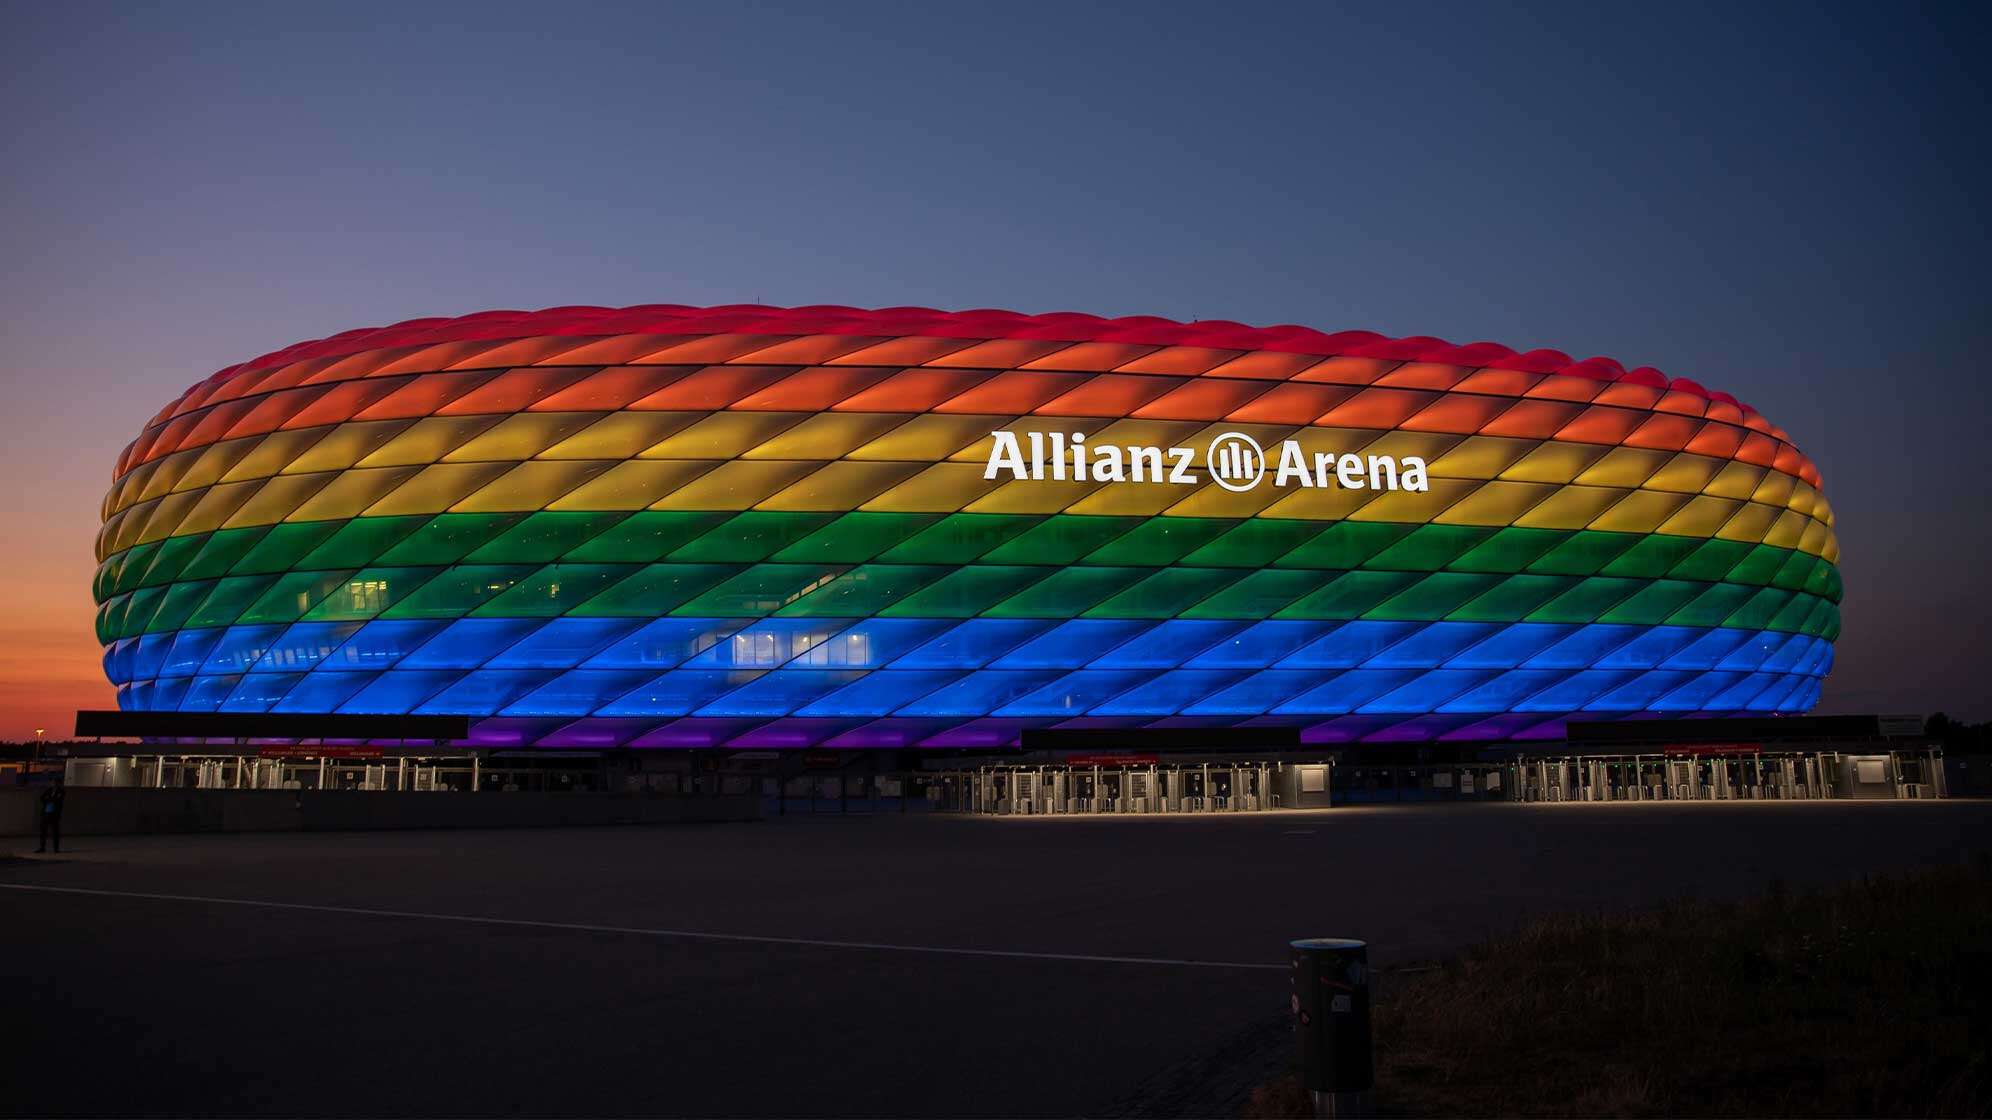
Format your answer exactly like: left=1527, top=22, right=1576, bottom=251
left=32, top=727, right=45, bottom=767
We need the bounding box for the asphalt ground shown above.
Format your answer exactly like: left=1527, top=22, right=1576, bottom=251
left=3, top=800, right=1987, bottom=1118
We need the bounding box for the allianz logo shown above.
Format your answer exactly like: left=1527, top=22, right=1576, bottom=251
left=983, top=430, right=1431, bottom=493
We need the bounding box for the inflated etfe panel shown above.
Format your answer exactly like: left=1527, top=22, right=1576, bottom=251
left=94, top=305, right=1837, bottom=747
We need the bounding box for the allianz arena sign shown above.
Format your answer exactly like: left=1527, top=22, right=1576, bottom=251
left=984, top=429, right=1432, bottom=494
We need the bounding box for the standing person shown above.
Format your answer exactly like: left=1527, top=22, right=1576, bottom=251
left=35, top=778, right=66, bottom=854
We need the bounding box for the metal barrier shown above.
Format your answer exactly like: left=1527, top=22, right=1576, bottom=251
left=938, top=747, right=1945, bottom=815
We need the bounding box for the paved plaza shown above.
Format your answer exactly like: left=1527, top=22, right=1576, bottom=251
left=3, top=800, right=1987, bottom=1117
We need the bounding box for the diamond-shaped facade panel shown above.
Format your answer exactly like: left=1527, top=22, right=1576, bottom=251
left=96, top=305, right=1839, bottom=748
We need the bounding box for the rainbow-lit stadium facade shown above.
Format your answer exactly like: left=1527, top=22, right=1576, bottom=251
left=93, top=305, right=1839, bottom=749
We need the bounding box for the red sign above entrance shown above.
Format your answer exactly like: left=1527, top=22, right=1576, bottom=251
left=1061, top=754, right=1160, bottom=767
left=256, top=745, right=384, bottom=759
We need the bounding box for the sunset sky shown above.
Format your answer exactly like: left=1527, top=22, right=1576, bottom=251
left=2, top=2, right=1987, bottom=740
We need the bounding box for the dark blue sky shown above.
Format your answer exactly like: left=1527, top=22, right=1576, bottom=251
left=1, top=0, right=1986, bottom=731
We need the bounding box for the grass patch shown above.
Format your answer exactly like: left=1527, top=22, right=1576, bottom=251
left=1247, top=860, right=1992, bottom=1117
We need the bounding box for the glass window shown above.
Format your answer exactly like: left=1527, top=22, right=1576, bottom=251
left=1084, top=568, right=1247, bottom=619
left=1524, top=530, right=1641, bottom=576
left=470, top=564, right=639, bottom=618
left=1182, top=620, right=1337, bottom=668
left=142, top=579, right=220, bottom=635
left=581, top=618, right=746, bottom=669
left=1597, top=533, right=1706, bottom=579
left=235, top=569, right=361, bottom=625
left=1443, top=623, right=1576, bottom=669
left=1367, top=622, right=1502, bottom=668
left=776, top=564, right=947, bottom=617
left=375, top=513, right=526, bottom=566
left=981, top=515, right=1140, bottom=565
left=1082, top=517, right=1233, bottom=566
left=1598, top=580, right=1707, bottom=625
left=991, top=620, right=1153, bottom=669
left=463, top=511, right=633, bottom=565
left=694, top=670, right=867, bottom=717
left=484, top=617, right=645, bottom=669
left=1444, top=527, right=1566, bottom=574
left=177, top=674, right=244, bottom=713
left=378, top=564, right=537, bottom=619
left=1665, top=582, right=1760, bottom=628
left=985, top=566, right=1149, bottom=618
left=272, top=670, right=377, bottom=713
left=595, top=670, right=767, bottom=716
left=414, top=669, right=562, bottom=715
left=1656, top=627, right=1753, bottom=670
left=769, top=512, right=943, bottom=564
left=252, top=621, right=367, bottom=672
left=1520, top=624, right=1644, bottom=669
left=878, top=565, right=1049, bottom=619
left=324, top=619, right=448, bottom=670
left=682, top=619, right=860, bottom=668
left=1275, top=572, right=1423, bottom=621
left=894, top=670, right=1066, bottom=716
left=994, top=669, right=1156, bottom=716
left=1180, top=669, right=1322, bottom=716
left=1513, top=669, right=1643, bottom=712
left=500, top=669, right=661, bottom=716
left=176, top=526, right=272, bottom=580
left=1277, top=522, right=1413, bottom=569
left=1720, top=587, right=1793, bottom=631
left=1434, top=668, right=1571, bottom=713
left=228, top=521, right=345, bottom=575
left=1524, top=577, right=1645, bottom=624
left=795, top=669, right=964, bottom=717
left=1582, top=670, right=1699, bottom=711
left=1089, top=669, right=1250, bottom=716
left=1447, top=574, right=1576, bottom=623
left=158, top=628, right=225, bottom=678
left=1663, top=538, right=1755, bottom=582
left=668, top=511, right=842, bottom=563
left=1089, top=619, right=1244, bottom=668
left=135, top=534, right=209, bottom=589
left=560, top=511, right=732, bottom=563
left=1372, top=573, right=1508, bottom=621
left=1273, top=670, right=1423, bottom=715
left=876, top=513, right=1041, bottom=563
left=1367, top=525, right=1497, bottom=572
left=221, top=672, right=303, bottom=712
left=671, top=564, right=848, bottom=617
left=199, top=624, right=288, bottom=674
left=888, top=618, right=1057, bottom=669
left=337, top=669, right=460, bottom=714
left=292, top=515, right=429, bottom=570
left=570, top=563, right=741, bottom=617
left=124, top=633, right=174, bottom=683
left=1596, top=625, right=1703, bottom=669
left=1358, top=669, right=1500, bottom=714
left=1179, top=569, right=1325, bottom=620
left=786, top=618, right=954, bottom=668
left=1650, top=671, right=1746, bottom=712
left=1275, top=621, right=1423, bottom=669
left=303, top=567, right=444, bottom=621
left=401, top=618, right=545, bottom=669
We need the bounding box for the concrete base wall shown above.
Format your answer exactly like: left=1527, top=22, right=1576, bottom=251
left=0, top=788, right=760, bottom=837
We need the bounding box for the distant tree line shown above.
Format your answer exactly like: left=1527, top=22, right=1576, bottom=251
left=1924, top=714, right=1992, bottom=753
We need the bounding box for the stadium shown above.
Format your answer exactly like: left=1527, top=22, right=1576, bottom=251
left=91, top=304, right=1840, bottom=756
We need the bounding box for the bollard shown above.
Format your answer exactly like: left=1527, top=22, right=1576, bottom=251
left=1290, top=938, right=1372, bottom=1118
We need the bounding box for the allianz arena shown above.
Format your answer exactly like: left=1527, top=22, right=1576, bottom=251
left=93, top=305, right=1839, bottom=749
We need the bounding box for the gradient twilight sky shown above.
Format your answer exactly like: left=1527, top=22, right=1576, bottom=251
left=1, top=2, right=1986, bottom=740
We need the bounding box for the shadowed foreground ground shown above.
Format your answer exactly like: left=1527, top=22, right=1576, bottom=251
left=1, top=800, right=1986, bottom=1117
left=1248, top=861, right=1992, bottom=1117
